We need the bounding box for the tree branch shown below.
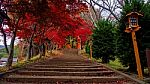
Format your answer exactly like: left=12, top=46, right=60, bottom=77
left=91, top=0, right=120, bottom=21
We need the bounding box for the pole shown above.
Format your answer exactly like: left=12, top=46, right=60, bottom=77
left=89, top=40, right=92, bottom=60
left=77, top=36, right=81, bottom=55
left=131, top=31, right=143, bottom=79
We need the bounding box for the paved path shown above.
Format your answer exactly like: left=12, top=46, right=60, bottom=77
left=0, top=49, right=140, bottom=84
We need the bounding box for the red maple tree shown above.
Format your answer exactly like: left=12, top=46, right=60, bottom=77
left=2, top=0, right=93, bottom=67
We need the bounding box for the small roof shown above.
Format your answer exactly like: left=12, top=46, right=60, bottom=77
left=126, top=12, right=143, bottom=17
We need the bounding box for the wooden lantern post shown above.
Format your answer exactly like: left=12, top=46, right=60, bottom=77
left=77, top=36, right=81, bottom=55
left=89, top=39, right=93, bottom=60
left=125, top=12, right=143, bottom=79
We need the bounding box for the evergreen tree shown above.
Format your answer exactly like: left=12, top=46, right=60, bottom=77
left=118, top=0, right=150, bottom=73
left=92, top=19, right=118, bottom=63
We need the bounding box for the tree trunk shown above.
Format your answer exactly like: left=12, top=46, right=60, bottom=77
left=146, top=48, right=150, bottom=75
left=39, top=44, right=45, bottom=58
left=32, top=46, right=38, bottom=56
left=17, top=43, right=25, bottom=62
left=42, top=44, right=45, bottom=56
left=1, top=28, right=9, bottom=54
left=27, top=34, right=34, bottom=60
left=6, top=31, right=16, bottom=68
left=102, top=56, right=109, bottom=63
left=128, top=63, right=137, bottom=73
left=39, top=45, right=42, bottom=58
left=27, top=25, right=36, bottom=60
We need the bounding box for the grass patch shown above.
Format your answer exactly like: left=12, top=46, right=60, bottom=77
left=0, top=52, right=8, bottom=58
left=106, top=58, right=127, bottom=70
left=82, top=52, right=126, bottom=70
left=12, top=54, right=40, bottom=68
left=81, top=52, right=102, bottom=63
left=0, top=54, right=40, bottom=73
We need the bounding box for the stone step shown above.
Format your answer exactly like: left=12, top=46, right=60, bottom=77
left=0, top=81, right=130, bottom=84
left=25, top=67, right=107, bottom=71
left=35, top=60, right=91, bottom=63
left=0, top=82, right=37, bottom=84
left=4, top=75, right=125, bottom=83
left=34, top=63, right=95, bottom=66
left=37, top=61, right=86, bottom=64
left=32, top=65, right=103, bottom=68
left=62, top=62, right=91, bottom=64
left=15, top=70, right=115, bottom=76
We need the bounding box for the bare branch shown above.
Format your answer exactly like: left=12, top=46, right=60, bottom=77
left=117, top=0, right=124, bottom=7
left=83, top=0, right=100, bottom=21
left=91, top=0, right=120, bottom=21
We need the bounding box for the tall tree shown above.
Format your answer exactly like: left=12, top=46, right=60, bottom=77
left=16, top=0, right=92, bottom=59
left=5, top=0, right=32, bottom=68
left=0, top=0, right=11, bottom=54
left=1, top=0, right=93, bottom=68
left=117, top=0, right=149, bottom=72
left=92, top=19, right=118, bottom=63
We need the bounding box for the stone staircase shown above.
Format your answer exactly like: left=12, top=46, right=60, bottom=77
left=0, top=49, right=139, bottom=84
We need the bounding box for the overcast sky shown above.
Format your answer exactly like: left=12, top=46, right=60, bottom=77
left=0, top=38, right=11, bottom=45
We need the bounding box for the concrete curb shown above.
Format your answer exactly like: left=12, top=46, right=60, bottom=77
left=0, top=56, right=55, bottom=79
left=100, top=63, right=148, bottom=84
left=0, top=67, right=22, bottom=78
left=81, top=54, right=147, bottom=84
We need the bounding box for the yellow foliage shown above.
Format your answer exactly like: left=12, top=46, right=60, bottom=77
left=46, top=50, right=63, bottom=57
left=0, top=67, right=9, bottom=73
